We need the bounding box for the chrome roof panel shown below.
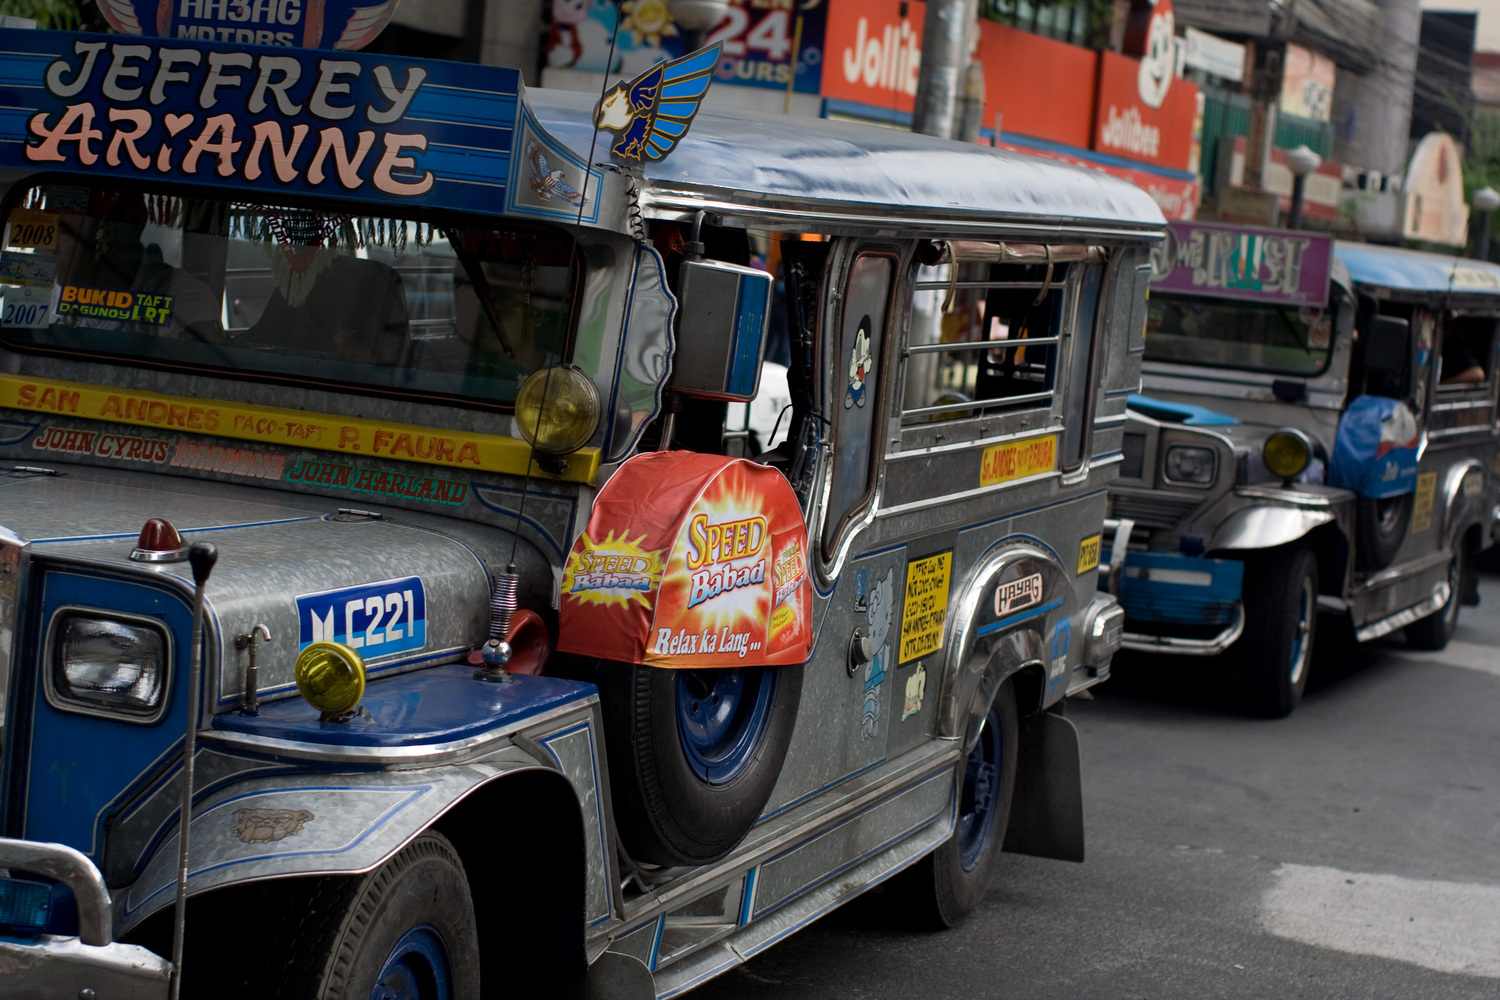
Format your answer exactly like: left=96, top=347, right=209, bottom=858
left=528, top=89, right=1166, bottom=240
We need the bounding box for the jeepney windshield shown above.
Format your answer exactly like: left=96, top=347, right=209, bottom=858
left=0, top=183, right=578, bottom=407
left=1143, top=292, right=1334, bottom=377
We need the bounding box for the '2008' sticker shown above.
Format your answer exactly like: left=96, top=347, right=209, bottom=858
left=295, top=577, right=427, bottom=656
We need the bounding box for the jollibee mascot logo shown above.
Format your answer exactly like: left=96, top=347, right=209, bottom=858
left=1136, top=0, right=1175, bottom=110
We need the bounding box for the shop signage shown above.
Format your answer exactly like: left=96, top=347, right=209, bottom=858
left=1403, top=132, right=1469, bottom=247
left=1280, top=43, right=1335, bottom=123
left=1182, top=26, right=1244, bottom=82
left=93, top=0, right=399, bottom=49
left=1149, top=220, right=1334, bottom=308
left=995, top=139, right=1200, bottom=220
left=821, top=0, right=923, bottom=112
left=1091, top=0, right=1199, bottom=171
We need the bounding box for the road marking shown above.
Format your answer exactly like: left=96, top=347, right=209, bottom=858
left=1260, top=863, right=1500, bottom=977
left=1392, top=639, right=1500, bottom=678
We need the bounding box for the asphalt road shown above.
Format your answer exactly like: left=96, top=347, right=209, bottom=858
left=690, top=564, right=1500, bottom=999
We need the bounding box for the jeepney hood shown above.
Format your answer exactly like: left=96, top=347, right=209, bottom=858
left=0, top=464, right=542, bottom=711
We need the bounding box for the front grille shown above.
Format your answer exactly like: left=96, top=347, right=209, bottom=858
left=1121, top=432, right=1146, bottom=479
left=1107, top=489, right=1202, bottom=529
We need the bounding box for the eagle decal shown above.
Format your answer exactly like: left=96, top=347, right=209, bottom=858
left=527, top=141, right=585, bottom=206
left=593, top=43, right=723, bottom=164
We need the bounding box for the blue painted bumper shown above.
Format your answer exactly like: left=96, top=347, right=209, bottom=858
left=1118, top=552, right=1243, bottom=625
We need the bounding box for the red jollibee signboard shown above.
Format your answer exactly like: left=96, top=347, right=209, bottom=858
left=558, top=451, right=813, bottom=668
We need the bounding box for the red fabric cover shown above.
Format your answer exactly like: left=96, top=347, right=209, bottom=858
left=557, top=451, right=812, bottom=667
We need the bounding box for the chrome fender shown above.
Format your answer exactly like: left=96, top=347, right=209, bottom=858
left=115, top=710, right=612, bottom=938
left=1209, top=504, right=1334, bottom=552
left=1441, top=459, right=1486, bottom=542
left=936, top=540, right=1076, bottom=747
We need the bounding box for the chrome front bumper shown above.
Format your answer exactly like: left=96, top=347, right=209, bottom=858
left=0, top=838, right=171, bottom=999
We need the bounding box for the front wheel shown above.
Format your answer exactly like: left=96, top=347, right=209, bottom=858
left=889, top=679, right=1018, bottom=927
left=1236, top=546, right=1317, bottom=718
left=1405, top=544, right=1466, bottom=651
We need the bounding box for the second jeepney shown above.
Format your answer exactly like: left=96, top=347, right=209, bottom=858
left=0, top=22, right=1158, bottom=998
left=1109, top=220, right=1500, bottom=717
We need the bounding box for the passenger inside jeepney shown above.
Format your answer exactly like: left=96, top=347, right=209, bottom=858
left=1438, top=315, right=1491, bottom=385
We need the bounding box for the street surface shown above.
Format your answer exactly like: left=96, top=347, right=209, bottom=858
left=692, top=562, right=1500, bottom=998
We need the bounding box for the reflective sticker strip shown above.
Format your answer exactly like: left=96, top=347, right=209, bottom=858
left=898, top=552, right=951, bottom=665
left=0, top=373, right=600, bottom=483
left=1077, top=533, right=1102, bottom=575
left=978, top=434, right=1057, bottom=488
left=1412, top=471, right=1438, bottom=533
left=295, top=577, right=427, bottom=656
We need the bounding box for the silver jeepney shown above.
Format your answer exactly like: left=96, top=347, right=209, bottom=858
left=0, top=28, right=1158, bottom=998
left=1109, top=222, right=1500, bottom=716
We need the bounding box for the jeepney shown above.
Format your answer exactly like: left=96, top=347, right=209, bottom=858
left=0, top=21, right=1159, bottom=998
left=1108, top=220, right=1500, bottom=717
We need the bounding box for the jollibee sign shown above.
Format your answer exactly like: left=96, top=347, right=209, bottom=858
left=558, top=452, right=813, bottom=668
left=1092, top=0, right=1198, bottom=171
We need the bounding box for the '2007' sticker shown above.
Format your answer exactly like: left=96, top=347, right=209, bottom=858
left=295, top=577, right=427, bottom=656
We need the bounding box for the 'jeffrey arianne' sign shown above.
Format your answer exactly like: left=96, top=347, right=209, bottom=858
left=0, top=29, right=521, bottom=214
left=1149, top=220, right=1333, bottom=308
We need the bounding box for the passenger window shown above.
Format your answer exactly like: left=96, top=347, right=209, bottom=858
left=1437, top=314, right=1495, bottom=389
left=823, top=252, right=894, bottom=557
left=902, top=259, right=1065, bottom=422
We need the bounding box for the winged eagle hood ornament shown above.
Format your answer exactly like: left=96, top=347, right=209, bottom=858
left=593, top=43, right=723, bottom=164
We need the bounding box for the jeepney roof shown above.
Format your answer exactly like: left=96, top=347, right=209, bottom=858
left=528, top=88, right=1166, bottom=243
left=1336, top=241, right=1500, bottom=298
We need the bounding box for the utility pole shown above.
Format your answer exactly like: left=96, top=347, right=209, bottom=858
left=913, top=0, right=979, bottom=138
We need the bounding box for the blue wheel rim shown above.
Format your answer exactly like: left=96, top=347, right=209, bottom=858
left=370, top=925, right=452, bottom=1000
left=676, top=667, right=776, bottom=786
left=956, top=704, right=1005, bottom=872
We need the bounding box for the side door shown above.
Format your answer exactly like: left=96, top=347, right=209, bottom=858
left=762, top=239, right=910, bottom=814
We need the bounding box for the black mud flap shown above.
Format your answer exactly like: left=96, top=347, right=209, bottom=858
left=583, top=952, right=656, bottom=1000
left=1001, top=708, right=1084, bottom=862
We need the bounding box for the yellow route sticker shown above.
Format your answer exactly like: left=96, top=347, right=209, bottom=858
left=1077, top=533, right=1102, bottom=575
left=0, top=373, right=600, bottom=483
left=1411, top=471, right=1438, bottom=533
left=899, top=552, right=952, bottom=665
left=979, top=434, right=1056, bottom=488
left=5, top=208, right=59, bottom=251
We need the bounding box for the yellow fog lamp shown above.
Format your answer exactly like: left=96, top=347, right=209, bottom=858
left=515, top=365, right=600, bottom=456
left=1263, top=429, right=1312, bottom=481
left=295, top=641, right=366, bottom=721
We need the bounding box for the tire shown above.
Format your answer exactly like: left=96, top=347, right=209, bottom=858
left=889, top=679, right=1018, bottom=928
left=596, top=662, right=804, bottom=867
left=1405, top=544, right=1466, bottom=651
left=1356, top=493, right=1411, bottom=571
left=1237, top=546, right=1317, bottom=718
left=263, top=833, right=481, bottom=1000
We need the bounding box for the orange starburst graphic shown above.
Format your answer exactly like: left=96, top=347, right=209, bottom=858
left=561, top=530, right=665, bottom=609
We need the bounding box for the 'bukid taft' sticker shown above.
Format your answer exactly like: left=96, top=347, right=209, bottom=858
left=296, top=577, right=427, bottom=655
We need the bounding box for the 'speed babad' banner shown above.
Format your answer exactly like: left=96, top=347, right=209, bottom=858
left=558, top=452, right=813, bottom=668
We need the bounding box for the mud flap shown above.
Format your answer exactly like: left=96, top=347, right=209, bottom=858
left=1001, top=708, right=1084, bottom=862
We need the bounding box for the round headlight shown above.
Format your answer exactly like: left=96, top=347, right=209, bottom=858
left=515, top=366, right=600, bottom=456
left=295, top=641, right=366, bottom=718
left=1263, top=429, right=1312, bottom=480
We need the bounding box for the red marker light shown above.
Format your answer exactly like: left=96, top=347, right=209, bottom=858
left=131, top=518, right=187, bottom=562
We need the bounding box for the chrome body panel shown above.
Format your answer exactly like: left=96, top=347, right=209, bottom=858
left=1121, top=605, right=1244, bottom=656
left=0, top=933, right=171, bottom=999
left=1209, top=503, right=1336, bottom=551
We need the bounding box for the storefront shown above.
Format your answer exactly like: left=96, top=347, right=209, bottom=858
left=538, top=0, right=1204, bottom=219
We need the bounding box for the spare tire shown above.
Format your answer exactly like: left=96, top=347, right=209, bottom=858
left=592, top=661, right=803, bottom=867
left=1355, top=492, right=1412, bottom=571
